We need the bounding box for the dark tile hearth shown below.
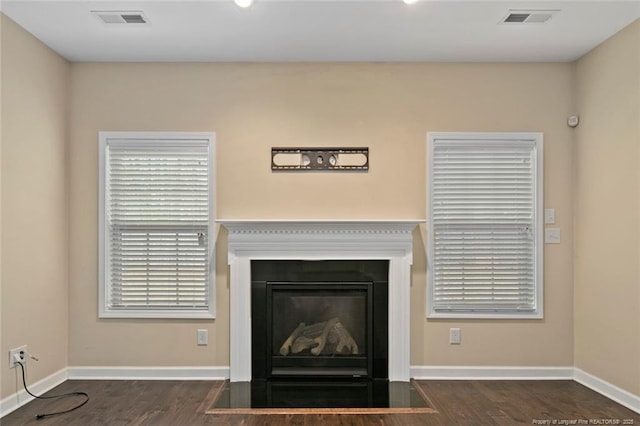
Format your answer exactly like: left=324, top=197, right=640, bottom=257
left=206, top=379, right=437, bottom=414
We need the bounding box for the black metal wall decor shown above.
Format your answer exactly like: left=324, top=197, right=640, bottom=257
left=271, top=147, right=369, bottom=172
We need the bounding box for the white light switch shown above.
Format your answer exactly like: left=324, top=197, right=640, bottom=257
left=545, top=228, right=561, bottom=244
left=544, top=208, right=555, bottom=224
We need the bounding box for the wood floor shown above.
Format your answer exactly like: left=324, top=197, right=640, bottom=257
left=2, top=380, right=638, bottom=425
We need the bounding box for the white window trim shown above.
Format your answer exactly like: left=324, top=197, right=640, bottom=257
left=427, top=132, right=543, bottom=319
left=99, top=131, right=216, bottom=319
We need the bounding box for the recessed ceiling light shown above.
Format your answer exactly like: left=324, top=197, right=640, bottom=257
left=403, top=0, right=419, bottom=4
left=234, top=0, right=254, bottom=8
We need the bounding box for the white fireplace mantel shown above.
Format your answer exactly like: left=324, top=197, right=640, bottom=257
left=219, top=219, right=423, bottom=382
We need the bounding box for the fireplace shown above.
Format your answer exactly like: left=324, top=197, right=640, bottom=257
left=251, top=260, right=388, bottom=380
left=221, top=220, right=420, bottom=383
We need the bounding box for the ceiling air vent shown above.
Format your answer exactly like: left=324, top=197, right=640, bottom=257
left=92, top=11, right=149, bottom=24
left=502, top=10, right=559, bottom=24
left=504, top=13, right=530, bottom=23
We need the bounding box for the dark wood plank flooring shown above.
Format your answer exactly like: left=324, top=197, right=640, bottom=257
left=2, top=380, right=638, bottom=425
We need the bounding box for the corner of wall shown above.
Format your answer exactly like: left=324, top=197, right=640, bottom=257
left=572, top=18, right=640, bottom=397
left=0, top=13, right=72, bottom=400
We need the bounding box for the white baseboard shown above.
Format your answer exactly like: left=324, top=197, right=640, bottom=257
left=574, top=368, right=640, bottom=414
left=67, top=366, right=229, bottom=381
left=0, top=367, right=68, bottom=418
left=410, top=365, right=575, bottom=380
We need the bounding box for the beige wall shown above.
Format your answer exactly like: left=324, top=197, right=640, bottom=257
left=0, top=15, right=70, bottom=399
left=574, top=19, right=640, bottom=395
left=69, top=62, right=575, bottom=368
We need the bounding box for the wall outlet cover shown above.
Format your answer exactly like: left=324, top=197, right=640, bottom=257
left=545, top=228, right=561, bottom=244
left=197, top=329, right=208, bottom=346
left=450, top=328, right=461, bottom=344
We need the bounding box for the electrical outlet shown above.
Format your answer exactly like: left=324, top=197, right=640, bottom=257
left=449, top=328, right=461, bottom=345
left=9, top=345, right=27, bottom=369
left=197, top=329, right=208, bottom=346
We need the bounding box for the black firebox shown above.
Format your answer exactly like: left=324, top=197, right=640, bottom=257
left=251, top=260, right=389, bottom=381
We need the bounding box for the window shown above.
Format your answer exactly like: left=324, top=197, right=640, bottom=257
left=99, top=132, right=215, bottom=318
left=427, top=132, right=543, bottom=319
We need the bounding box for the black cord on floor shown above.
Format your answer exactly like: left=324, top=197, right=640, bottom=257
left=17, top=361, right=89, bottom=420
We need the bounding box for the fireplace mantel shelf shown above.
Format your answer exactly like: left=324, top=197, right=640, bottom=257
left=221, top=219, right=422, bottom=383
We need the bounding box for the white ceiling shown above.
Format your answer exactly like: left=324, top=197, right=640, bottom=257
left=1, top=0, right=639, bottom=62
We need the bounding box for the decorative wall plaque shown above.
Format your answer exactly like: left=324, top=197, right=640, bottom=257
left=271, top=147, right=369, bottom=172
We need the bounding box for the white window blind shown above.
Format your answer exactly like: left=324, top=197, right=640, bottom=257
left=427, top=133, right=543, bottom=319
left=99, top=132, right=215, bottom=319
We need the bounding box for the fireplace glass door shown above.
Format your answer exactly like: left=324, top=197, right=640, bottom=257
left=267, top=283, right=372, bottom=378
